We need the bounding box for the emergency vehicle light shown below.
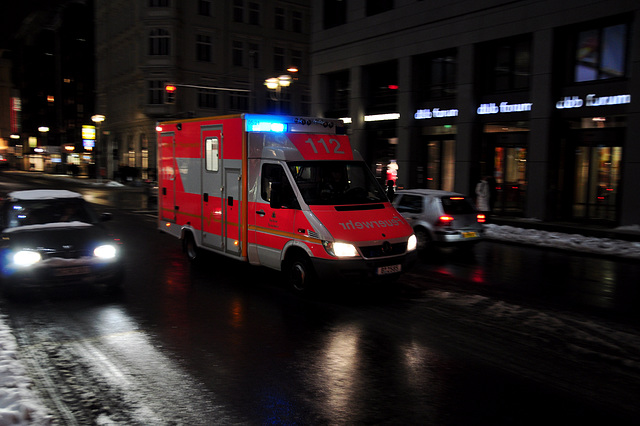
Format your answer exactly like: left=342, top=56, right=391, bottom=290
left=247, top=120, right=287, bottom=133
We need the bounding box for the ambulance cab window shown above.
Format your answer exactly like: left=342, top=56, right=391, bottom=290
left=205, top=137, right=219, bottom=171
left=261, top=164, right=299, bottom=209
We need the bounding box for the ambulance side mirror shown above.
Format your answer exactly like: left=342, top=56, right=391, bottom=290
left=270, top=182, right=282, bottom=209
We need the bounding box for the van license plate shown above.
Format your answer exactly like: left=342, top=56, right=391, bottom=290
left=377, top=264, right=401, bottom=275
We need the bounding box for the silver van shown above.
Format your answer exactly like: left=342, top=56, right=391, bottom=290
left=393, top=189, right=485, bottom=251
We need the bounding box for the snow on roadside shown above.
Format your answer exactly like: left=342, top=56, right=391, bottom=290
left=484, top=223, right=640, bottom=259
left=0, top=315, right=51, bottom=425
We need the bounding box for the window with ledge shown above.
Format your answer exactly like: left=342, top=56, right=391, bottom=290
left=196, top=34, right=212, bottom=62
left=149, top=29, right=170, bottom=56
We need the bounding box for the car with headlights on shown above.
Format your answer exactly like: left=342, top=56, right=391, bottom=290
left=393, top=189, right=485, bottom=252
left=0, top=189, right=124, bottom=296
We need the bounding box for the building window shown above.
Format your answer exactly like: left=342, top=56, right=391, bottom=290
left=249, top=44, right=260, bottom=68
left=196, top=34, right=212, bottom=62
left=149, top=29, right=170, bottom=56
left=291, top=49, right=302, bottom=69
left=275, top=7, right=285, bottom=30
left=233, top=0, right=244, bottom=23
left=249, top=2, right=260, bottom=25
left=323, top=0, right=346, bottom=29
left=324, top=70, right=350, bottom=118
left=415, top=50, right=457, bottom=100
left=229, top=92, right=249, bottom=111
left=481, top=36, right=530, bottom=93
left=273, top=47, right=285, bottom=71
left=292, top=11, right=302, bottom=33
left=148, top=80, right=165, bottom=104
left=366, top=0, right=394, bottom=16
left=198, top=0, right=211, bottom=16
left=149, top=0, right=169, bottom=7
left=198, top=89, right=218, bottom=109
left=574, top=23, right=627, bottom=82
left=233, top=41, right=244, bottom=67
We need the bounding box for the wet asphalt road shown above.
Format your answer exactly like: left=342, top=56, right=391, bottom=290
left=1, top=172, right=638, bottom=424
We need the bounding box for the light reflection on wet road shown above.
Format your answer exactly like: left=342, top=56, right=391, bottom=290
left=1, top=175, right=638, bottom=424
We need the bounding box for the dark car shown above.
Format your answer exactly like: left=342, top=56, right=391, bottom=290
left=0, top=189, right=124, bottom=296
left=393, top=189, right=485, bottom=252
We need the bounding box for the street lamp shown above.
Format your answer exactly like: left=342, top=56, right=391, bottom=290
left=264, top=75, right=293, bottom=113
left=92, top=114, right=105, bottom=182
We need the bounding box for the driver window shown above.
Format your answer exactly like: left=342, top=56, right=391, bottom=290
left=261, top=164, right=299, bottom=209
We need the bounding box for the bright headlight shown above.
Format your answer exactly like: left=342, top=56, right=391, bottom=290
left=323, top=241, right=359, bottom=258
left=94, top=244, right=117, bottom=259
left=407, top=234, right=417, bottom=251
left=14, top=250, right=42, bottom=267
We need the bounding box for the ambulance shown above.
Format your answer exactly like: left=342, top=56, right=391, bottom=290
left=156, top=114, right=417, bottom=292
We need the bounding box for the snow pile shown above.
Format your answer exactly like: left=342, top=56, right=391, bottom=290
left=0, top=315, right=51, bottom=425
left=484, top=224, right=640, bottom=259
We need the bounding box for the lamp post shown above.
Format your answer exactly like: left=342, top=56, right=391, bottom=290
left=264, top=74, right=292, bottom=113
left=91, top=114, right=105, bottom=182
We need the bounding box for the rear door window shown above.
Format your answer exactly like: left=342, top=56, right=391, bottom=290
left=441, top=196, right=476, bottom=214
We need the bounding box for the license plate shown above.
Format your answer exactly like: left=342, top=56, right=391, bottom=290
left=55, top=266, right=91, bottom=277
left=462, top=232, right=477, bottom=238
left=377, top=264, right=401, bottom=275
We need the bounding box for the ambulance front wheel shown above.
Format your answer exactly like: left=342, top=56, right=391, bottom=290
left=284, top=254, right=316, bottom=294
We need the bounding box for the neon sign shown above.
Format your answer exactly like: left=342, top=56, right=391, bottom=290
left=477, top=102, right=532, bottom=115
left=414, top=108, right=459, bottom=119
left=556, top=93, right=631, bottom=109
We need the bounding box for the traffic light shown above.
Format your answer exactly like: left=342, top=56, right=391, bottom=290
left=165, top=84, right=177, bottom=104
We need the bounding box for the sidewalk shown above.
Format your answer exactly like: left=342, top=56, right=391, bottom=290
left=489, top=216, right=640, bottom=243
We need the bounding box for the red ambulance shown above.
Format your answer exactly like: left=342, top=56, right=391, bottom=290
left=156, top=114, right=417, bottom=292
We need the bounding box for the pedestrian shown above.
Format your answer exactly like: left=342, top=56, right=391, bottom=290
left=475, top=176, right=490, bottom=213
left=386, top=179, right=395, bottom=201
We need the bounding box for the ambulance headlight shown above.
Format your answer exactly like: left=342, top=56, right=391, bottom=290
left=323, top=241, right=359, bottom=258
left=407, top=234, right=417, bottom=252
left=13, top=250, right=42, bottom=267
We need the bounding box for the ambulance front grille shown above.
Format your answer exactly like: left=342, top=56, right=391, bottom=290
left=359, top=242, right=407, bottom=258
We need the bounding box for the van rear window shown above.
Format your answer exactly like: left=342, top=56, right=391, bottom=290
left=441, top=197, right=476, bottom=214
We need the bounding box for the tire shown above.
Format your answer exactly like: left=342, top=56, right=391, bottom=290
left=284, top=254, right=316, bottom=294
left=183, top=232, right=200, bottom=262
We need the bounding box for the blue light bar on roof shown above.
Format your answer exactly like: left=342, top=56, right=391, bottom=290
left=245, top=115, right=287, bottom=133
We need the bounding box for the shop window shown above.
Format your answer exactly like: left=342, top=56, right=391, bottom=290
left=323, top=0, right=346, bottom=29
left=574, top=23, right=627, bottom=82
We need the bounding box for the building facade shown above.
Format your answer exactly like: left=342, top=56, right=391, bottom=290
left=311, top=0, right=640, bottom=226
left=95, top=0, right=311, bottom=182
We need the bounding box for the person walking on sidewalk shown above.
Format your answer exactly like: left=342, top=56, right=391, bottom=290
left=475, top=176, right=490, bottom=214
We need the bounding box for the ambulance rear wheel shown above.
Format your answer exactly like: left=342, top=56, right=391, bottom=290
left=183, top=233, right=200, bottom=262
left=285, top=255, right=315, bottom=294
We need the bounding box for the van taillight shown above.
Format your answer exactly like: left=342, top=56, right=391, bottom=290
left=477, top=214, right=486, bottom=223
left=438, top=215, right=454, bottom=226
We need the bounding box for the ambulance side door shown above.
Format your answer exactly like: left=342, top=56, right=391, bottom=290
left=201, top=125, right=223, bottom=251
left=254, top=162, right=298, bottom=269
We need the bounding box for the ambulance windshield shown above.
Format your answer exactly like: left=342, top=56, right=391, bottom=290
left=288, top=161, right=388, bottom=206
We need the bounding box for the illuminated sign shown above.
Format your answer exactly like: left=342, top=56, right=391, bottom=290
left=477, top=102, right=532, bottom=115
left=556, top=93, right=631, bottom=109
left=82, top=125, right=96, bottom=140
left=414, top=108, right=459, bottom=119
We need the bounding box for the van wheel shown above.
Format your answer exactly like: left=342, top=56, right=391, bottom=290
left=183, top=233, right=200, bottom=262
left=285, top=255, right=315, bottom=294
